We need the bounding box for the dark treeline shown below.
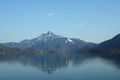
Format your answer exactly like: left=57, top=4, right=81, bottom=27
left=81, top=49, right=120, bottom=53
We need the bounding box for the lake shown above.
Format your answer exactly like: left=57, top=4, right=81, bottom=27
left=0, top=52, right=120, bottom=80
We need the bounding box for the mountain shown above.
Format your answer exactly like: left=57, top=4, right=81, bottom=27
left=96, top=34, right=120, bottom=50
left=82, top=34, right=120, bottom=53
left=0, top=44, right=21, bottom=56
left=2, top=31, right=96, bottom=52
left=1, top=32, right=120, bottom=53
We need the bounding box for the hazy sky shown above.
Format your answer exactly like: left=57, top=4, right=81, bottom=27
left=0, top=0, right=120, bottom=43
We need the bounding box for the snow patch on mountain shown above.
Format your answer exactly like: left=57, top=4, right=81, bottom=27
left=68, top=38, right=74, bottom=43
left=65, top=38, right=74, bottom=44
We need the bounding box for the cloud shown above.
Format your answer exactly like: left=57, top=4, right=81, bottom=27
left=73, top=24, right=85, bottom=27
left=47, top=13, right=55, bottom=16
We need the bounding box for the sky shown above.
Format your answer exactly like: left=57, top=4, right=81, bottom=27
left=0, top=0, right=120, bottom=43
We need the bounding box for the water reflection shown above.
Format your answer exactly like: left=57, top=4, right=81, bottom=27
left=0, top=52, right=120, bottom=74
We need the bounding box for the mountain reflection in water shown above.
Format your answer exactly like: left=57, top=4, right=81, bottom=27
left=0, top=52, right=120, bottom=74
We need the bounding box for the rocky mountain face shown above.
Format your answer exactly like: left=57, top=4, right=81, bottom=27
left=3, top=31, right=96, bottom=52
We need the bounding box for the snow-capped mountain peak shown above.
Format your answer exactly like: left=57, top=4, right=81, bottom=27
left=47, top=31, right=54, bottom=35
left=40, top=31, right=61, bottom=39
left=2, top=31, right=96, bottom=51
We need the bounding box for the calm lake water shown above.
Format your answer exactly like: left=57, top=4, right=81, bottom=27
left=0, top=52, right=120, bottom=80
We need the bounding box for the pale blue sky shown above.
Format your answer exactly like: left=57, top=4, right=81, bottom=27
left=0, top=0, right=120, bottom=43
